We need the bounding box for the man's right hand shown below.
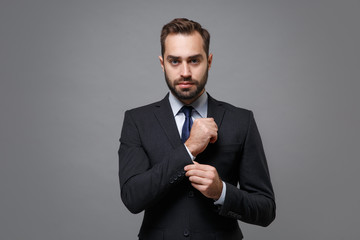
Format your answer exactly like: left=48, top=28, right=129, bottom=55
left=185, top=118, right=218, bottom=157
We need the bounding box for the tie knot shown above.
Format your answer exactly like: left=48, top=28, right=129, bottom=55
left=181, top=106, right=193, bottom=118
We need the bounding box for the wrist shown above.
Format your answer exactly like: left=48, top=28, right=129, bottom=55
left=214, top=181, right=226, bottom=205
left=185, top=141, right=199, bottom=157
left=184, top=144, right=196, bottom=161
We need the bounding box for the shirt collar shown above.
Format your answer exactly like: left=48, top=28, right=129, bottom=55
left=168, top=91, right=208, bottom=118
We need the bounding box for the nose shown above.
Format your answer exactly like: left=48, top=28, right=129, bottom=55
left=180, top=62, right=191, bottom=79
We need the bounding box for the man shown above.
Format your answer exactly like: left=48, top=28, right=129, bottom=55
left=119, top=18, right=275, bottom=239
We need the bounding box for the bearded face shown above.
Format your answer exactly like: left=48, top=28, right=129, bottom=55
left=164, top=66, right=208, bottom=101
left=160, top=32, right=212, bottom=104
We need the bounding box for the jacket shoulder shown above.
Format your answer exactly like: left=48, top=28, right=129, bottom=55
left=125, top=97, right=167, bottom=116
left=127, top=101, right=159, bottom=113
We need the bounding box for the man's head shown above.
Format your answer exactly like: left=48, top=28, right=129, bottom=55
left=160, top=18, right=210, bottom=58
left=159, top=18, right=213, bottom=105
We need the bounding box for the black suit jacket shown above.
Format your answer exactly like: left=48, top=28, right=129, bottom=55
left=119, top=93, right=275, bottom=240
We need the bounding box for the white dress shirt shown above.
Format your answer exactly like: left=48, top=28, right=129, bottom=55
left=168, top=91, right=226, bottom=205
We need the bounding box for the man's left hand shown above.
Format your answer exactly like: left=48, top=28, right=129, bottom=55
left=184, top=162, right=223, bottom=200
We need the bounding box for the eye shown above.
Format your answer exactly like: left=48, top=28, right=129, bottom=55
left=169, top=59, right=179, bottom=65
left=189, top=58, right=200, bottom=64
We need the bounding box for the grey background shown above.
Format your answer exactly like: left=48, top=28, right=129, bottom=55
left=1, top=0, right=359, bottom=239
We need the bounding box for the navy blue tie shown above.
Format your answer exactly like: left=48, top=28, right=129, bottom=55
left=181, top=106, right=193, bottom=143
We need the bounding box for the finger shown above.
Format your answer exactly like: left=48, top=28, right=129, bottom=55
left=185, top=169, right=211, bottom=178
left=185, top=163, right=217, bottom=174
left=184, top=161, right=205, bottom=171
left=209, top=118, right=218, bottom=128
left=190, top=163, right=215, bottom=171
left=188, top=176, right=211, bottom=185
left=210, top=134, right=218, bottom=143
left=184, top=163, right=197, bottom=171
left=184, top=164, right=199, bottom=172
left=190, top=182, right=203, bottom=192
left=190, top=183, right=209, bottom=194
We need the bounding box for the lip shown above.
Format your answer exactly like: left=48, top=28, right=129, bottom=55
left=178, top=82, right=194, bottom=88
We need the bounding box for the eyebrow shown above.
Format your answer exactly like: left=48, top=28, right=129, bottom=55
left=166, top=54, right=204, bottom=60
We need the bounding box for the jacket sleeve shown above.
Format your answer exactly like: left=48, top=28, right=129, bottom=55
left=218, top=111, right=276, bottom=227
left=118, top=110, right=193, bottom=214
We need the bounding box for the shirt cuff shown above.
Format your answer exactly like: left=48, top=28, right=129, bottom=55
left=184, top=144, right=196, bottom=161
left=214, top=181, right=226, bottom=205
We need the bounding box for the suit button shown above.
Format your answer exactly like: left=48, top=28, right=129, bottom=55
left=188, top=191, right=194, bottom=198
left=183, top=229, right=190, bottom=237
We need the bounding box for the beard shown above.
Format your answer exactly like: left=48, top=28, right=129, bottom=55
left=164, top=69, right=208, bottom=101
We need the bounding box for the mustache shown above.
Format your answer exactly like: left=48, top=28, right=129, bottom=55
left=174, top=77, right=196, bottom=84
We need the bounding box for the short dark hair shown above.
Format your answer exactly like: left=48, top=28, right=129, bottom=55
left=160, top=18, right=210, bottom=57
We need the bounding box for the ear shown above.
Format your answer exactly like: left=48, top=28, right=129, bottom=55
left=159, top=56, right=165, bottom=72
left=207, top=53, right=213, bottom=70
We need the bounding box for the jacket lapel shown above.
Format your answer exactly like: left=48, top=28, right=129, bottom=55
left=207, top=94, right=225, bottom=131
left=153, top=94, right=182, bottom=149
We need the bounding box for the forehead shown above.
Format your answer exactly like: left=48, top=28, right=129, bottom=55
left=164, top=32, right=205, bottom=57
